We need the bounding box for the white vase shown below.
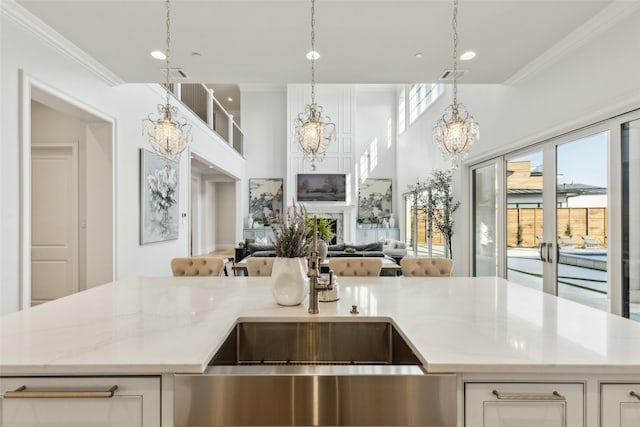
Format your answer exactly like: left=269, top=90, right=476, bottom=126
left=388, top=216, right=395, bottom=228
left=271, top=257, right=309, bottom=306
left=317, top=240, right=328, bottom=261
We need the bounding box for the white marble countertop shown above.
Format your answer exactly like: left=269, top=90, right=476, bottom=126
left=1, top=276, right=640, bottom=375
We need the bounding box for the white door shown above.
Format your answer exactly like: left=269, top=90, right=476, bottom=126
left=31, top=144, right=79, bottom=306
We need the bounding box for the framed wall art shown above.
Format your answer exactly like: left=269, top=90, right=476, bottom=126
left=249, top=178, right=284, bottom=225
left=358, top=178, right=392, bottom=222
left=140, top=149, right=180, bottom=244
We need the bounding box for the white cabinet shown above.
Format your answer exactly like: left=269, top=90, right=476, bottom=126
left=0, top=376, right=160, bottom=427
left=465, top=382, right=584, bottom=427
left=355, top=227, right=399, bottom=244
left=601, top=383, right=640, bottom=427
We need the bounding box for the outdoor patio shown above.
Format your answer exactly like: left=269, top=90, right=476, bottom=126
left=409, top=244, right=638, bottom=321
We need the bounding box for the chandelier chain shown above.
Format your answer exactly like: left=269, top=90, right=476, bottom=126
left=165, top=0, right=171, bottom=105
left=310, top=0, right=316, bottom=105
left=452, top=0, right=458, bottom=106
left=295, top=0, right=336, bottom=170
left=141, top=0, right=192, bottom=163
left=431, top=0, right=479, bottom=169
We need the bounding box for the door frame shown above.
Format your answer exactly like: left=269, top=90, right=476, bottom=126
left=20, top=71, right=117, bottom=310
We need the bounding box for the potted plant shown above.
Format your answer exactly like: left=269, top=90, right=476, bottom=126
left=356, top=217, right=364, bottom=229
left=306, top=216, right=335, bottom=260
left=270, top=203, right=311, bottom=306
left=427, top=169, right=460, bottom=259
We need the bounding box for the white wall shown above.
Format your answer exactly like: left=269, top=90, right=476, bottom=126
left=240, top=88, right=287, bottom=226
left=205, top=180, right=218, bottom=252
left=282, top=84, right=400, bottom=243
left=395, top=6, right=640, bottom=275
left=355, top=86, right=398, bottom=223
left=215, top=182, right=237, bottom=249
left=0, top=3, right=245, bottom=314
left=85, top=122, right=113, bottom=288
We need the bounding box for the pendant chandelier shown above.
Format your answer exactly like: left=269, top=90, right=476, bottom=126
left=142, top=0, right=192, bottom=163
left=432, top=0, right=479, bottom=170
left=295, top=0, right=336, bottom=171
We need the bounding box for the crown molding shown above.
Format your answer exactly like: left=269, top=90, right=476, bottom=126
left=505, top=0, right=640, bottom=86
left=1, top=0, right=124, bottom=86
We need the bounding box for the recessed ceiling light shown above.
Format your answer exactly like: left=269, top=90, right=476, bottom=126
left=227, top=97, right=233, bottom=102
left=191, top=52, right=201, bottom=57
left=150, top=50, right=166, bottom=60
left=306, top=50, right=320, bottom=60
left=414, top=52, right=423, bottom=59
left=460, top=51, right=476, bottom=61
left=208, top=165, right=214, bottom=169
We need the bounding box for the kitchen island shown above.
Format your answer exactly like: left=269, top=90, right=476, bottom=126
left=2, top=276, right=640, bottom=426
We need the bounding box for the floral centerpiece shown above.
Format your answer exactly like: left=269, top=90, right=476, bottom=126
left=270, top=203, right=311, bottom=306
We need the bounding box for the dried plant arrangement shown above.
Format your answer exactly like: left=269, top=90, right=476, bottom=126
left=271, top=203, right=311, bottom=258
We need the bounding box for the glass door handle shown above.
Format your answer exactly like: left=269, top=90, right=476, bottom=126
left=539, top=242, right=547, bottom=261
left=546, top=243, right=553, bottom=263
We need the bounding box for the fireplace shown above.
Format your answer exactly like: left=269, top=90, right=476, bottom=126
left=309, top=212, right=344, bottom=244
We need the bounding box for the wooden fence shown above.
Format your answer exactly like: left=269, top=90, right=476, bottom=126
left=412, top=210, right=445, bottom=245
left=507, top=207, right=607, bottom=248
left=410, top=207, right=607, bottom=248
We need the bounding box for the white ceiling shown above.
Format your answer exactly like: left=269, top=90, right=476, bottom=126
left=18, top=0, right=612, bottom=85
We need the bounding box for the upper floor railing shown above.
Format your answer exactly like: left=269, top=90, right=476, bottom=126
left=170, top=83, right=244, bottom=156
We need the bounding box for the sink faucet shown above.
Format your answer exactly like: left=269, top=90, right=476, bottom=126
left=308, top=216, right=332, bottom=314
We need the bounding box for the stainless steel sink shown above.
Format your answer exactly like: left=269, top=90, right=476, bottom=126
left=209, top=320, right=422, bottom=366
left=174, top=320, right=456, bottom=427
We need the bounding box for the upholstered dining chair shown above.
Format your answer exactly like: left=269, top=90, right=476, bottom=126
left=328, top=257, right=383, bottom=277
left=171, top=257, right=225, bottom=277
left=400, top=257, right=453, bottom=277
left=245, top=257, right=275, bottom=276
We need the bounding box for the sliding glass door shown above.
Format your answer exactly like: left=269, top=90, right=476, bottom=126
left=505, top=149, right=545, bottom=291
left=472, top=162, right=499, bottom=276
left=555, top=133, right=609, bottom=311
left=470, top=116, right=640, bottom=321
left=622, top=120, right=640, bottom=321
left=504, top=130, right=610, bottom=309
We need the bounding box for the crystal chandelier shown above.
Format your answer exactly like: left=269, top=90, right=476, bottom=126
left=142, top=0, right=192, bottom=163
left=295, top=0, right=336, bottom=171
left=433, top=0, right=479, bottom=169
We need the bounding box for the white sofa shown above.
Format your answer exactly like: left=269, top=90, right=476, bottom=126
left=382, top=239, right=407, bottom=261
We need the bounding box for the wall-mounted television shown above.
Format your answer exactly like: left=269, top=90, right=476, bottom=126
left=297, top=174, right=346, bottom=202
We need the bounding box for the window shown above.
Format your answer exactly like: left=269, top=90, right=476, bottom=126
left=397, top=88, right=406, bottom=135
left=408, top=83, right=443, bottom=124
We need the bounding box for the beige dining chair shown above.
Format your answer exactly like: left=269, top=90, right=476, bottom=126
left=400, top=257, right=453, bottom=277
left=171, top=257, right=225, bottom=277
left=328, top=257, right=383, bottom=277
left=246, top=257, right=275, bottom=276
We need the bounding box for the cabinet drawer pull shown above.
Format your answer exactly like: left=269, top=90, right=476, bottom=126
left=4, top=385, right=118, bottom=399
left=492, top=390, right=565, bottom=401
left=631, top=391, right=640, bottom=400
